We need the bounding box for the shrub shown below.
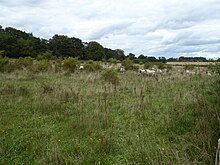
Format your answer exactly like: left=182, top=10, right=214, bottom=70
left=17, top=56, right=34, bottom=69
left=0, top=58, right=9, bottom=72
left=63, top=57, right=80, bottom=72
left=84, top=60, right=102, bottom=72
left=107, top=58, right=119, bottom=64
left=36, top=51, right=53, bottom=60
left=144, top=62, right=153, bottom=69
left=32, top=59, right=50, bottom=73
left=185, top=65, right=195, bottom=70
left=208, top=64, right=220, bottom=74
left=122, top=59, right=136, bottom=70
left=102, top=69, right=120, bottom=86
left=165, top=64, right=172, bottom=72
left=157, top=62, right=166, bottom=70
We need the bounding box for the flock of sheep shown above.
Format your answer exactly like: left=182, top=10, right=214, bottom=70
left=75, top=63, right=213, bottom=77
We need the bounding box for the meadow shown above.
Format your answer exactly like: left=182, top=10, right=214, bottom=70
left=0, top=61, right=219, bottom=164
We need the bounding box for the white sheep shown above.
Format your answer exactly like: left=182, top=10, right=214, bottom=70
left=186, top=70, right=195, bottom=75
left=139, top=69, right=156, bottom=76
left=119, top=67, right=125, bottom=73
left=206, top=71, right=212, bottom=76
left=156, top=69, right=162, bottom=74
left=79, top=65, right=84, bottom=70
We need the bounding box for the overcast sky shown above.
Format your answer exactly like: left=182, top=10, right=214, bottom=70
left=1, top=0, right=220, bottom=58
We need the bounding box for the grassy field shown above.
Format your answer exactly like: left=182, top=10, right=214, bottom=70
left=0, top=66, right=219, bottom=164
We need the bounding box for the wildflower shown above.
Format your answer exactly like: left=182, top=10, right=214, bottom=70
left=162, top=148, right=165, bottom=151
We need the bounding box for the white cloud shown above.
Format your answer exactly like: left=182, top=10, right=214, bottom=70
left=0, top=0, right=220, bottom=58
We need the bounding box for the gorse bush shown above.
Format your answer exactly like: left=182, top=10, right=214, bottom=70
left=32, top=59, right=50, bottom=73
left=0, top=57, right=9, bottom=72
left=185, top=65, right=195, bottom=70
left=165, top=64, right=172, bottom=72
left=102, top=69, right=120, bottom=86
left=17, top=56, right=34, bottom=69
left=36, top=51, right=53, bottom=60
left=122, top=59, right=137, bottom=70
left=157, top=62, right=166, bottom=70
left=84, top=60, right=102, bottom=72
left=107, top=58, right=120, bottom=64
left=144, top=62, right=153, bottom=69
left=63, top=57, right=80, bottom=72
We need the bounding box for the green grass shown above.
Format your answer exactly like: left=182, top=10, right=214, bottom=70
left=0, top=69, right=219, bottom=164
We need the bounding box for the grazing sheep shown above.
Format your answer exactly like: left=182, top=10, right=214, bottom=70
left=79, top=65, right=84, bottom=70
left=206, top=71, right=212, bottom=76
left=146, top=69, right=156, bottom=76
left=119, top=66, right=125, bottom=73
left=186, top=70, right=195, bottom=75
left=139, top=69, right=156, bottom=76
left=156, top=69, right=163, bottom=74
left=139, top=69, right=146, bottom=74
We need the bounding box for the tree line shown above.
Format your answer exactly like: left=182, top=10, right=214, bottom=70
left=0, top=25, right=219, bottom=62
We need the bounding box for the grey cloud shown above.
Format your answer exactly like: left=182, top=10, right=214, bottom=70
left=0, top=0, right=220, bottom=58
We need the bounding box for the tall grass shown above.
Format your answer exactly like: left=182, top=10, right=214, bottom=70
left=0, top=66, right=219, bottom=164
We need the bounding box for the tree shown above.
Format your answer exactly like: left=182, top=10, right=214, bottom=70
left=0, top=27, right=48, bottom=58
left=84, top=41, right=105, bottom=61
left=127, top=53, right=136, bottom=60
left=49, top=35, right=84, bottom=58
left=17, top=38, right=36, bottom=57
left=147, top=56, right=157, bottom=62
left=158, top=57, right=167, bottom=63
left=138, top=54, right=146, bottom=59
left=115, top=49, right=126, bottom=60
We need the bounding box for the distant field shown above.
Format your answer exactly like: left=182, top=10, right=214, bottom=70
left=0, top=64, right=219, bottom=164
left=167, top=62, right=219, bottom=66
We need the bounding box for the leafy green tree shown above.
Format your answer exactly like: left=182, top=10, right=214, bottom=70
left=115, top=49, right=126, bottom=60
left=49, top=35, right=84, bottom=58
left=147, top=56, right=158, bottom=62
left=84, top=41, right=105, bottom=61
left=0, top=27, right=47, bottom=58
left=158, top=57, right=167, bottom=63
left=127, top=53, right=136, bottom=60
left=17, top=38, right=36, bottom=57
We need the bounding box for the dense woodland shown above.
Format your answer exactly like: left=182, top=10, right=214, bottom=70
left=0, top=25, right=219, bottom=62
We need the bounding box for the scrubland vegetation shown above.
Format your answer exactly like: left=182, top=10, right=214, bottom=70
left=0, top=57, right=219, bottom=164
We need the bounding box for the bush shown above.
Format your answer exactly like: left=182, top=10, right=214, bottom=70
left=208, top=64, right=220, bottom=74
left=122, top=59, right=136, bottom=70
left=63, top=57, right=80, bottom=72
left=157, top=62, right=166, bottom=70
left=185, top=65, right=195, bottom=70
left=17, top=56, right=34, bottom=69
left=165, top=64, right=172, bottom=72
left=0, top=58, right=9, bottom=72
left=102, top=69, right=120, bottom=86
left=144, top=62, right=153, bottom=69
left=32, top=59, right=50, bottom=73
left=84, top=60, right=102, bottom=72
left=36, top=51, right=53, bottom=60
left=107, top=58, right=119, bottom=64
